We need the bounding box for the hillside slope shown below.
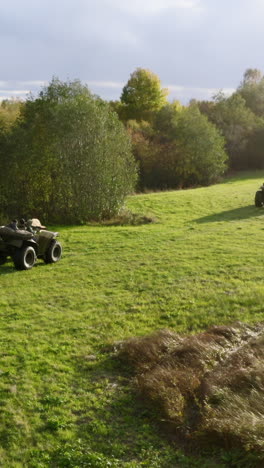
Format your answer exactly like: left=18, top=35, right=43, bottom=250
left=0, top=171, right=264, bottom=466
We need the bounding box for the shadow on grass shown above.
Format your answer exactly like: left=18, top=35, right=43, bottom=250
left=195, top=205, right=264, bottom=224
left=0, top=261, right=47, bottom=275
left=47, top=353, right=186, bottom=468
left=220, top=170, right=264, bottom=185
left=48, top=351, right=261, bottom=468
left=0, top=265, right=15, bottom=275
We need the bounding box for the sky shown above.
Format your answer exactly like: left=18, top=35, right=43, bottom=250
left=1, top=0, right=264, bottom=104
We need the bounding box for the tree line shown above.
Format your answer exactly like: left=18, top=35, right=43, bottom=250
left=111, top=67, right=264, bottom=190
left=0, top=68, right=263, bottom=223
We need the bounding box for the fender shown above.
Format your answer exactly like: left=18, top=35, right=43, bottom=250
left=24, top=238, right=38, bottom=252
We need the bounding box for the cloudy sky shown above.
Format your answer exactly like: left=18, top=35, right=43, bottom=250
left=1, top=0, right=264, bottom=103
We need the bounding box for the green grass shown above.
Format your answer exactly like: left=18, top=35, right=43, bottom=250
left=1, top=170, right=264, bottom=467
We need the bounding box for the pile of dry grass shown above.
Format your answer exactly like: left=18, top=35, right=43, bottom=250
left=117, top=322, right=264, bottom=453
left=93, top=209, right=155, bottom=226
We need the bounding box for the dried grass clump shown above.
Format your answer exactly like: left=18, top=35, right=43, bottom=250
left=99, top=209, right=156, bottom=226
left=117, top=322, right=264, bottom=452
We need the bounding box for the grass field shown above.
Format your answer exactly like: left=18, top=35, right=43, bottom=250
left=1, top=171, right=264, bottom=467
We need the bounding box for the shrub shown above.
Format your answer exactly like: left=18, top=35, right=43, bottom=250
left=1, top=78, right=137, bottom=223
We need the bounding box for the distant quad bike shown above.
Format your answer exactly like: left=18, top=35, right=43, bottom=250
left=255, top=183, right=264, bottom=207
left=0, top=219, right=62, bottom=270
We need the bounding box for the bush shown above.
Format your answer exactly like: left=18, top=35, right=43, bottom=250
left=1, top=79, right=137, bottom=223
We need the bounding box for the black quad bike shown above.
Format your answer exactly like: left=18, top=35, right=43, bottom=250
left=255, top=184, right=264, bottom=207
left=0, top=219, right=62, bottom=270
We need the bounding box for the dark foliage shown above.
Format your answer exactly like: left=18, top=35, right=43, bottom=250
left=0, top=78, right=137, bottom=223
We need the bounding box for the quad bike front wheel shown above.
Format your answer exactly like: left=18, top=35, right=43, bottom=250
left=44, top=240, right=62, bottom=264
left=13, top=245, right=36, bottom=270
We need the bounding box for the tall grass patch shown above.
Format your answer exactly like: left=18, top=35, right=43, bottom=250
left=117, top=322, right=264, bottom=459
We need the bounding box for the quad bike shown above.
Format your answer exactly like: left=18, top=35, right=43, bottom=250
left=255, top=184, right=264, bottom=207
left=0, top=219, right=62, bottom=270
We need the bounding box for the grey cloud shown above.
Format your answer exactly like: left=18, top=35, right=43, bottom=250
left=1, top=0, right=264, bottom=102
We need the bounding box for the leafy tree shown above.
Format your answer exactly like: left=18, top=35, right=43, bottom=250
left=173, top=105, right=227, bottom=186
left=154, top=101, right=183, bottom=137
left=130, top=103, right=227, bottom=190
left=127, top=119, right=180, bottom=190
left=243, top=128, right=264, bottom=169
left=204, top=92, right=259, bottom=169
left=2, top=78, right=137, bottom=223
left=120, top=68, right=168, bottom=122
left=0, top=99, right=23, bottom=219
left=238, top=68, right=264, bottom=117
left=240, top=68, right=263, bottom=87
left=0, top=99, right=22, bottom=132
left=196, top=99, right=215, bottom=120
left=108, top=100, right=128, bottom=123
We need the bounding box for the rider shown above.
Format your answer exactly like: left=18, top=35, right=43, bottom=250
left=6, top=219, right=18, bottom=231
left=18, top=218, right=26, bottom=230
left=26, top=219, right=36, bottom=234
